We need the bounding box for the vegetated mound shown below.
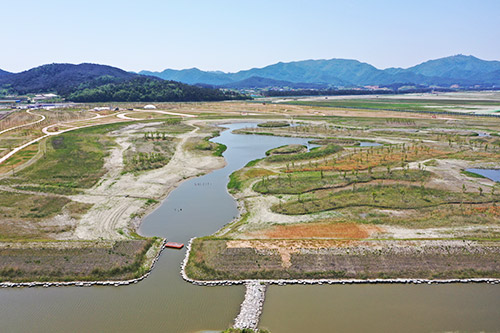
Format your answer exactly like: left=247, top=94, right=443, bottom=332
left=265, top=144, right=343, bottom=163
left=253, top=169, right=431, bottom=195
left=257, top=121, right=290, bottom=128
left=66, top=76, right=248, bottom=103
left=186, top=238, right=500, bottom=281
left=0, top=239, right=158, bottom=282
left=0, top=63, right=138, bottom=95
left=309, top=138, right=360, bottom=146
left=266, top=144, right=307, bottom=156
left=272, top=184, right=500, bottom=215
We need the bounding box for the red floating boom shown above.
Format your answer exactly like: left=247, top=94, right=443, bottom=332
left=165, top=242, right=184, bottom=249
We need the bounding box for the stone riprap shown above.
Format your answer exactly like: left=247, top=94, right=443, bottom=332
left=233, top=281, right=267, bottom=330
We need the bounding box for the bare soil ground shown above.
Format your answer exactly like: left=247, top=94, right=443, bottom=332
left=246, top=222, right=383, bottom=239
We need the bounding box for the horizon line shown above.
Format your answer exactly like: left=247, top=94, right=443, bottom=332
left=3, top=53, right=500, bottom=75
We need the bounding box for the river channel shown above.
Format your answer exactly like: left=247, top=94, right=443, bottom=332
left=0, top=122, right=499, bottom=332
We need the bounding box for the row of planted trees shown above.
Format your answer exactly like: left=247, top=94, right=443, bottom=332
left=143, top=132, right=171, bottom=141
left=284, top=142, right=435, bottom=173
left=127, top=152, right=168, bottom=171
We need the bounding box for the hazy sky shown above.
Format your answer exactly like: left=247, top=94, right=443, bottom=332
left=2, top=0, right=499, bottom=73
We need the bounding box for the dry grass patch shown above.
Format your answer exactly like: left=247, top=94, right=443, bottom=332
left=0, top=142, right=39, bottom=174
left=0, top=239, right=158, bottom=282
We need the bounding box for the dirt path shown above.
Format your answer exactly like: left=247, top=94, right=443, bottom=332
left=132, top=109, right=197, bottom=118
left=0, top=110, right=45, bottom=135
left=0, top=112, right=121, bottom=165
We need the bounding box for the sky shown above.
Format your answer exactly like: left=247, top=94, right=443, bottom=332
left=2, top=0, right=500, bottom=73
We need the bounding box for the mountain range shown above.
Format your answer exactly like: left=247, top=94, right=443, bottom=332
left=139, top=55, right=500, bottom=89
left=1, top=55, right=499, bottom=99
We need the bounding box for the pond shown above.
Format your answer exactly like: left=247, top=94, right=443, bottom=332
left=359, top=141, right=382, bottom=147
left=466, top=168, right=500, bottom=182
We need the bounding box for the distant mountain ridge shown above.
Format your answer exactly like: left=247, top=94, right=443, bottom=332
left=140, top=55, right=500, bottom=88
left=219, top=76, right=330, bottom=89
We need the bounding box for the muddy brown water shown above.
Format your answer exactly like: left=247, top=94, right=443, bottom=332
left=1, top=122, right=499, bottom=332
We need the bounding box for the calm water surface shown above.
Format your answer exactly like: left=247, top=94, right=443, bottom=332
left=466, top=168, right=500, bottom=182
left=359, top=141, right=382, bottom=147
left=1, top=122, right=499, bottom=332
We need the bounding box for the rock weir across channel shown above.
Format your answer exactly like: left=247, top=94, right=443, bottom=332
left=234, top=282, right=267, bottom=330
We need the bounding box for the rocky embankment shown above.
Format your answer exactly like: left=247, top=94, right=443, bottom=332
left=233, top=281, right=267, bottom=330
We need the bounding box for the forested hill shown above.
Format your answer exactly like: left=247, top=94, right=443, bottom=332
left=0, top=69, right=11, bottom=77
left=67, top=76, right=249, bottom=102
left=0, top=63, right=138, bottom=95
left=0, top=63, right=249, bottom=102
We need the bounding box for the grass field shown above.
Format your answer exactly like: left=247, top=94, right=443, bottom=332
left=272, top=184, right=500, bottom=215
left=281, top=98, right=500, bottom=114
left=253, top=169, right=430, bottom=194
left=2, top=128, right=113, bottom=192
